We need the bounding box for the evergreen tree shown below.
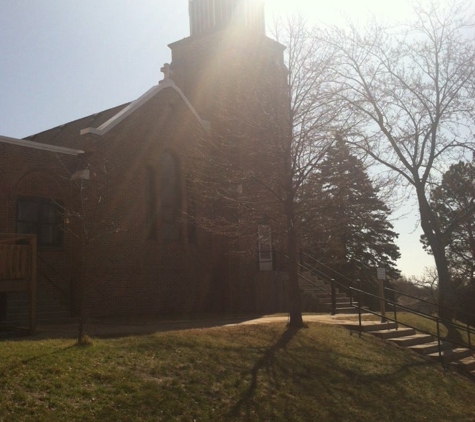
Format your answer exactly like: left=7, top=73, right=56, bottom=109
left=301, top=137, right=400, bottom=284
left=424, top=160, right=475, bottom=289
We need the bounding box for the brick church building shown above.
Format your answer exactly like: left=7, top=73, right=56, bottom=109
left=0, top=0, right=290, bottom=325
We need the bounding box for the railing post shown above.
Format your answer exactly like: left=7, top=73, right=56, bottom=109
left=393, top=297, right=398, bottom=330
left=356, top=282, right=362, bottom=338
left=468, top=322, right=471, bottom=349
left=331, top=278, right=337, bottom=315
left=436, top=317, right=444, bottom=368
left=378, top=278, right=387, bottom=323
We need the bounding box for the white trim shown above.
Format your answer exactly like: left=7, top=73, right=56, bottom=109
left=80, top=79, right=210, bottom=136
left=0, top=135, right=84, bottom=156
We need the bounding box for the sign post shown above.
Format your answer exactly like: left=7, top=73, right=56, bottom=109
left=377, top=267, right=387, bottom=322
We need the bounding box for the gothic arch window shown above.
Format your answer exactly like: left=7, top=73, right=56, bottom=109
left=160, top=151, right=181, bottom=241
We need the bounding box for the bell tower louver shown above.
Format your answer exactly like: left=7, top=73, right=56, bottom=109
left=189, top=0, right=265, bottom=36
left=168, top=0, right=287, bottom=122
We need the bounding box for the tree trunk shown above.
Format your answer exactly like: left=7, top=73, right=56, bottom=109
left=417, top=187, right=453, bottom=321
left=286, top=202, right=304, bottom=327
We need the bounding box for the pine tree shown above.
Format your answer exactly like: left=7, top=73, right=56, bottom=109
left=424, top=160, right=475, bottom=288
left=301, top=137, right=400, bottom=285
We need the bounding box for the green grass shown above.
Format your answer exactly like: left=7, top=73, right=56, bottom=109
left=394, top=312, right=474, bottom=347
left=1, top=322, right=475, bottom=422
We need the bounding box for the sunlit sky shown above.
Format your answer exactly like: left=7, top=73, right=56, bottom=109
left=0, top=0, right=434, bottom=278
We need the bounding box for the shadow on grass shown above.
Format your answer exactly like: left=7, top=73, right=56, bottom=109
left=228, top=325, right=442, bottom=421
left=229, top=326, right=302, bottom=419
left=0, top=313, right=267, bottom=342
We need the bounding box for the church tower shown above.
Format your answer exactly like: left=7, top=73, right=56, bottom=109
left=168, top=0, right=288, bottom=121
left=189, top=0, right=265, bottom=36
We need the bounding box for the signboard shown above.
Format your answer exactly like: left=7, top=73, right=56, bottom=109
left=258, top=225, right=273, bottom=271
left=377, top=267, right=386, bottom=280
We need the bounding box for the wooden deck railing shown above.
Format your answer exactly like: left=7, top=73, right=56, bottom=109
left=0, top=234, right=37, bottom=334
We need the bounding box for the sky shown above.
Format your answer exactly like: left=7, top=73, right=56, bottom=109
left=0, top=0, right=434, bottom=278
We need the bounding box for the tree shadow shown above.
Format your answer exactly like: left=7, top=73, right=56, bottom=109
left=442, top=320, right=465, bottom=347
left=229, top=325, right=302, bottom=419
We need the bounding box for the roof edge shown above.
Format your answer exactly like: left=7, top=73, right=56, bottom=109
left=0, top=135, right=84, bottom=156
left=80, top=79, right=210, bottom=136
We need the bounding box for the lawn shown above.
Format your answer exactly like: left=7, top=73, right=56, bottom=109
left=389, top=312, right=475, bottom=347
left=1, top=322, right=475, bottom=421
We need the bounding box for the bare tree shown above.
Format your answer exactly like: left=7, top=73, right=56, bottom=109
left=58, top=151, right=121, bottom=344
left=189, top=15, right=341, bottom=327
left=322, top=0, right=475, bottom=319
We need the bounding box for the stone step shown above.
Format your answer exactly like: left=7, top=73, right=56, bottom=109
left=360, top=322, right=399, bottom=332
left=334, top=306, right=358, bottom=314
left=369, top=327, right=415, bottom=340
left=454, top=356, right=475, bottom=372
left=388, top=334, right=434, bottom=347
left=428, top=348, right=473, bottom=363
left=319, top=298, right=354, bottom=305
left=409, top=341, right=441, bottom=355
left=342, top=320, right=392, bottom=331
left=303, top=290, right=345, bottom=297
left=305, top=291, right=346, bottom=298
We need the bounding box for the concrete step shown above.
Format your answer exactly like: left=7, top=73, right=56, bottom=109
left=369, top=327, right=416, bottom=340
left=454, top=356, right=475, bottom=372
left=388, top=334, right=434, bottom=347
left=306, top=292, right=346, bottom=299
left=360, top=322, right=398, bottom=332
left=334, top=306, right=357, bottom=314
left=428, top=348, right=473, bottom=363
left=304, top=290, right=345, bottom=298
left=319, top=298, right=354, bottom=305
left=409, top=341, right=441, bottom=355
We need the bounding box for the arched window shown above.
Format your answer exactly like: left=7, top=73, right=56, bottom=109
left=160, top=152, right=181, bottom=241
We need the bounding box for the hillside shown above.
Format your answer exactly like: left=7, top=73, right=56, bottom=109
left=1, top=322, right=474, bottom=421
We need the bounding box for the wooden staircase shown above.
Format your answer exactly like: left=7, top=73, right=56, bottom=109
left=298, top=272, right=358, bottom=314
left=346, top=321, right=475, bottom=379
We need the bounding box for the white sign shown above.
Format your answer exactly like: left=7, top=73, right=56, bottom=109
left=377, top=268, right=386, bottom=280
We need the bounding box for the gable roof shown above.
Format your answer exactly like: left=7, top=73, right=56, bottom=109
left=24, top=103, right=129, bottom=150
left=0, top=134, right=83, bottom=156
left=80, top=79, right=210, bottom=137
left=20, top=80, right=208, bottom=152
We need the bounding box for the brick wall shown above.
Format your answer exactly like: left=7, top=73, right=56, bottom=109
left=0, top=142, right=78, bottom=324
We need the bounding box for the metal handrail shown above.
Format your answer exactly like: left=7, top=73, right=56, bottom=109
left=350, top=286, right=475, bottom=353
left=385, top=286, right=475, bottom=323
left=300, top=250, right=357, bottom=286
left=298, top=258, right=358, bottom=314
left=299, top=255, right=353, bottom=293
left=297, top=269, right=331, bottom=296
left=386, top=286, right=475, bottom=348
